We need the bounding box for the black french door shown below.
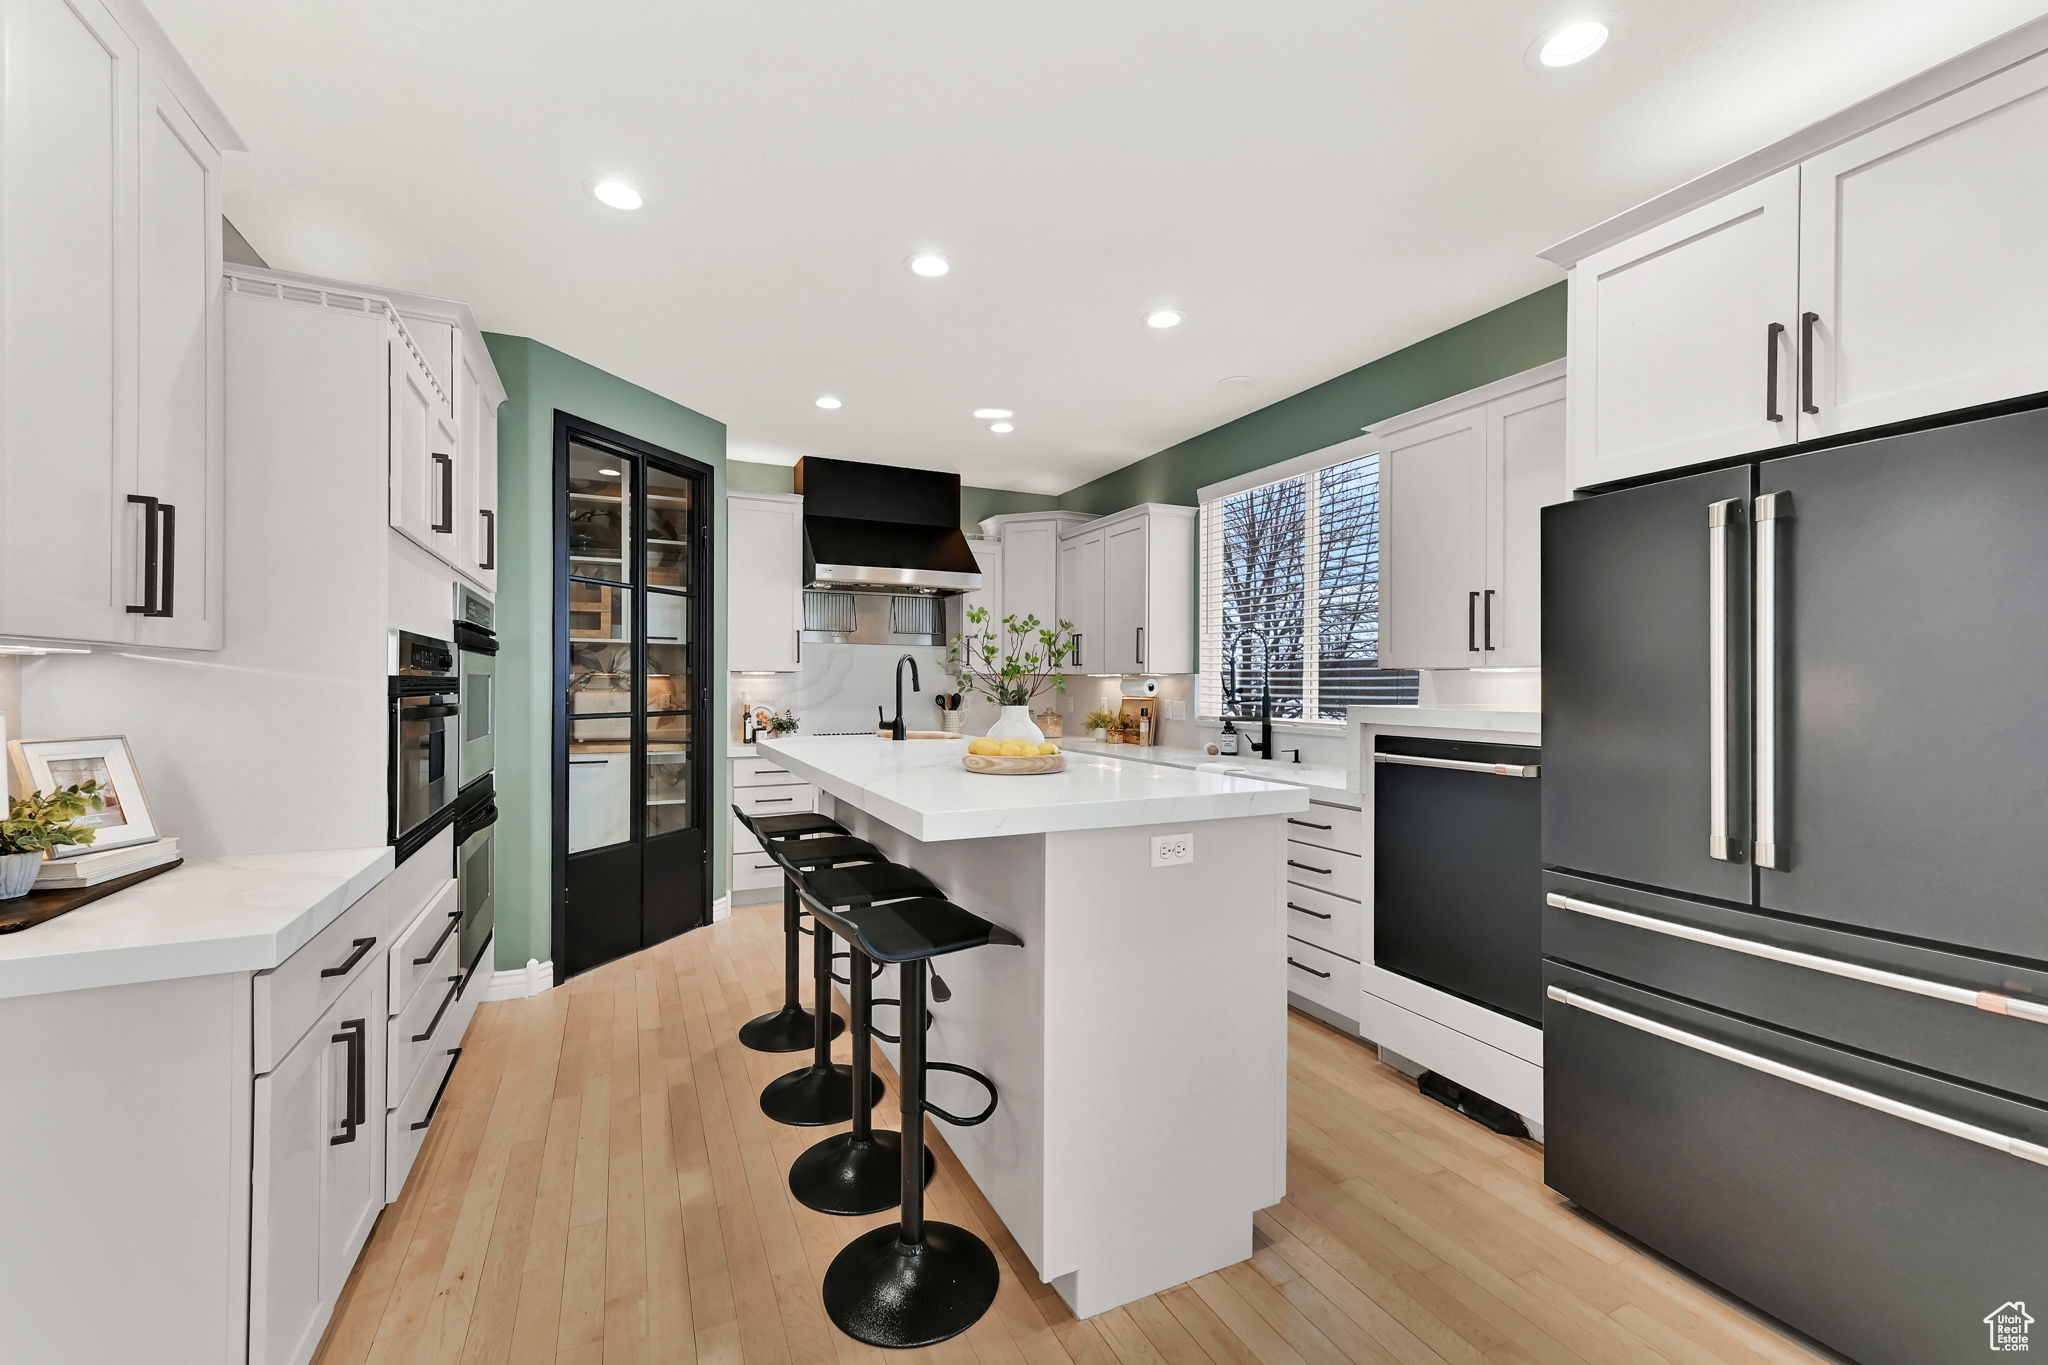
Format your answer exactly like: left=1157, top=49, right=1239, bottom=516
left=553, top=413, right=712, bottom=980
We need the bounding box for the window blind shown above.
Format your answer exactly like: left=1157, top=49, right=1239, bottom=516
left=1199, top=450, right=1417, bottom=720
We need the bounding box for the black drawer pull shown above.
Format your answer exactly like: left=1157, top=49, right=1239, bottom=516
left=1287, top=902, right=1333, bottom=920
left=1287, top=957, right=1331, bottom=979
left=410, top=1048, right=461, bottom=1131
left=413, top=909, right=461, bottom=965
left=753, top=796, right=796, bottom=804
left=320, top=936, right=376, bottom=978
left=413, top=974, right=463, bottom=1042
left=1287, top=818, right=1332, bottom=830
left=329, top=1018, right=366, bottom=1145
left=1287, top=859, right=1332, bottom=876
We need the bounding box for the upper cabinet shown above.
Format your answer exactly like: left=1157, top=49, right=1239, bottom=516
left=1069, top=505, right=1197, bottom=675
left=1055, top=527, right=1104, bottom=672
left=457, top=344, right=500, bottom=593
left=976, top=511, right=1094, bottom=641
left=1552, top=32, right=2048, bottom=489
left=1378, top=366, right=1566, bottom=670
left=381, top=294, right=503, bottom=592
left=726, top=491, right=803, bottom=673
left=0, top=0, right=239, bottom=648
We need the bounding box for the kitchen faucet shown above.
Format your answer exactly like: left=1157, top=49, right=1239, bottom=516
left=1226, top=629, right=1275, bottom=760
left=881, top=653, right=921, bottom=741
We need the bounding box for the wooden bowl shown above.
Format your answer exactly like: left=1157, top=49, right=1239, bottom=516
left=962, top=752, right=1067, bottom=776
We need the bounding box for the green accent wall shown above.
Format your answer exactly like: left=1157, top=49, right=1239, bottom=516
left=726, top=460, right=1057, bottom=529
left=1058, top=284, right=1566, bottom=514
left=484, top=334, right=728, bottom=973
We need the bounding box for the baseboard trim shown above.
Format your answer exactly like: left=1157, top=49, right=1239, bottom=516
left=484, top=958, right=555, bottom=1001
left=712, top=893, right=732, bottom=923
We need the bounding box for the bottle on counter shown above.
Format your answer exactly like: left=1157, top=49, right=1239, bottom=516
left=1137, top=706, right=1152, bottom=745
left=1218, top=718, right=1239, bottom=755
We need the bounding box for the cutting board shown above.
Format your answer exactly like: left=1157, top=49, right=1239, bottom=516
left=0, top=860, right=183, bottom=934
left=1118, top=697, right=1161, bottom=744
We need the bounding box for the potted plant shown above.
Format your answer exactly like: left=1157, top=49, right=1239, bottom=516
left=946, top=607, right=1076, bottom=746
left=763, top=708, right=800, bottom=737
left=1084, top=708, right=1120, bottom=743
left=0, top=780, right=105, bottom=899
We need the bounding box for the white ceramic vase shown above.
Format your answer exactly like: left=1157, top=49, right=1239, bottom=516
left=986, top=706, right=1045, bottom=746
left=0, top=852, right=41, bottom=900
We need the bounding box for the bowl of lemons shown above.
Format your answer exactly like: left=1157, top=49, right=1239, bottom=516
left=962, top=737, right=1065, bottom=775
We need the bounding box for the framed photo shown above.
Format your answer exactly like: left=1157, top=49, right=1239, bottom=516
left=8, top=735, right=160, bottom=857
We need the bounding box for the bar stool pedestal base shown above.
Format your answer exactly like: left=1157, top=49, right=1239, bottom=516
left=739, top=1004, right=843, bottom=1054
left=823, top=1222, right=1000, bottom=1348
left=789, top=1130, right=935, bottom=1215
left=760, top=1064, right=884, bottom=1127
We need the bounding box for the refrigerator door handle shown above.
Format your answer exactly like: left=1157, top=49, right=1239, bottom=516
left=1753, top=491, right=1791, bottom=869
left=1707, top=498, right=1743, bottom=862
left=1547, top=987, right=2048, bottom=1168
left=1546, top=893, right=2048, bottom=1026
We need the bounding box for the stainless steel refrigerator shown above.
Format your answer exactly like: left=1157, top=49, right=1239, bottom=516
left=1540, top=403, right=2048, bottom=1365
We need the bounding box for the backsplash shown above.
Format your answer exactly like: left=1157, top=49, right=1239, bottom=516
left=732, top=641, right=965, bottom=740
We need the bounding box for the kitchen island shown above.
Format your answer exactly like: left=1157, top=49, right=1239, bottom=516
left=757, top=735, right=1309, bottom=1318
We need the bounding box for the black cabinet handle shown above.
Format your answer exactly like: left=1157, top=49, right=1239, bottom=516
left=1286, top=859, right=1332, bottom=875
left=320, top=936, right=377, bottom=978
left=753, top=796, right=795, bottom=804
left=330, top=1018, right=366, bottom=1145
left=1287, top=957, right=1331, bottom=979
left=1765, top=321, right=1786, bottom=422
left=1467, top=591, right=1480, bottom=652
left=1287, top=902, right=1333, bottom=920
left=410, top=1048, right=461, bottom=1131
left=480, top=509, right=496, bottom=570
left=413, top=974, right=463, bottom=1042
left=1136, top=627, right=1144, bottom=667
left=432, top=452, right=455, bottom=533
left=567, top=757, right=610, bottom=766
left=126, top=494, right=161, bottom=616
left=1799, top=312, right=1820, bottom=416
left=1287, top=818, right=1332, bottom=830
left=414, top=909, right=461, bottom=965
left=1072, top=632, right=1082, bottom=667
left=157, top=501, right=177, bottom=618
left=1482, top=589, right=1495, bottom=650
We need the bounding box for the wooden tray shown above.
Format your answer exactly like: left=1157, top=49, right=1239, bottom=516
left=0, top=859, right=183, bottom=934
left=963, top=753, right=1067, bottom=776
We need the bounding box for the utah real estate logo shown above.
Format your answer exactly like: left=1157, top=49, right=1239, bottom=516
left=1985, top=1302, right=2033, bottom=1352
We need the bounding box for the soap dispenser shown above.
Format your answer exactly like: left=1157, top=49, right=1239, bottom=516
left=1218, top=718, right=1240, bottom=756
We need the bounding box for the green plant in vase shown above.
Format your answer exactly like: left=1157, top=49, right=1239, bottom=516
left=1084, top=708, right=1121, bottom=742
left=947, top=607, right=1075, bottom=745
left=0, top=780, right=105, bottom=899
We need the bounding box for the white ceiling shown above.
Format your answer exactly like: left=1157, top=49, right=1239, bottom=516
left=154, top=0, right=2044, bottom=493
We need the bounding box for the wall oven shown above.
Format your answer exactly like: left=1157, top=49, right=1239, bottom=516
left=454, top=584, right=497, bottom=792
left=389, top=629, right=460, bottom=862
left=454, top=776, right=496, bottom=976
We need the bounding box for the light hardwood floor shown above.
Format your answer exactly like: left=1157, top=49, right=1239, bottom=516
left=314, top=898, right=1830, bottom=1365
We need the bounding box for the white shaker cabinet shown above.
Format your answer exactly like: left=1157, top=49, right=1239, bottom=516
left=0, top=0, right=236, bottom=648
left=388, top=329, right=458, bottom=562
left=1055, top=527, right=1104, bottom=672
left=458, top=344, right=500, bottom=592
left=727, top=491, right=804, bottom=672
left=1566, top=170, right=1800, bottom=491
left=957, top=535, right=1003, bottom=642
left=1378, top=365, right=1566, bottom=671
left=1081, top=504, right=1197, bottom=675
left=1797, top=50, right=2048, bottom=440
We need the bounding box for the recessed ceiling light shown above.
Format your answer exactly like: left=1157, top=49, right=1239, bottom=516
left=597, top=467, right=621, bottom=476
left=1218, top=375, right=1256, bottom=390
left=972, top=408, right=1013, bottom=420
left=906, top=252, right=951, bottom=278
left=814, top=396, right=843, bottom=410
left=988, top=422, right=1014, bottom=434
left=1145, top=308, right=1185, bottom=329
left=1537, top=19, right=1609, bottom=67
left=590, top=178, right=643, bottom=210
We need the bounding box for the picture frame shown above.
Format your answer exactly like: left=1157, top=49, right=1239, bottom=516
left=8, top=736, right=160, bottom=857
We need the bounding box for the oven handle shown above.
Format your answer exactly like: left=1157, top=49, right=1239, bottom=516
left=1548, top=986, right=2048, bottom=1168
left=1373, top=753, right=1539, bottom=778
left=1546, top=892, right=2048, bottom=1025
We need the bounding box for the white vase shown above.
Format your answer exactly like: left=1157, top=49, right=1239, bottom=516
left=1091, top=727, right=1109, bottom=742
left=0, top=852, right=41, bottom=901
left=986, top=706, right=1045, bottom=746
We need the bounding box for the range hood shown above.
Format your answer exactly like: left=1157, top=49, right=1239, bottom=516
left=795, top=457, right=982, bottom=594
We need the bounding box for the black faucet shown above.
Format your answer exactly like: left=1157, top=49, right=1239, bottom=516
left=882, top=653, right=921, bottom=741
left=1227, top=629, right=1275, bottom=760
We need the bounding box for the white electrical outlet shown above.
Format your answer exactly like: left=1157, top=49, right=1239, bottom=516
left=1164, top=698, right=1187, bottom=721
left=1150, top=832, right=1194, bottom=868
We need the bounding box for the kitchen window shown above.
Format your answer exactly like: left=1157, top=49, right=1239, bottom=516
left=1199, top=442, right=1417, bottom=721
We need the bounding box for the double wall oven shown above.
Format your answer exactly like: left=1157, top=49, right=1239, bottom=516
left=388, top=629, right=460, bottom=861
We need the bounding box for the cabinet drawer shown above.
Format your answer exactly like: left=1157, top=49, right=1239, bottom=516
left=1286, top=938, right=1360, bottom=1020
left=1284, top=882, right=1362, bottom=962
left=387, top=1043, right=459, bottom=1200
left=1282, top=802, right=1363, bottom=855
left=732, top=848, right=785, bottom=892
left=731, top=814, right=761, bottom=855
left=734, top=784, right=816, bottom=817
left=1284, top=841, right=1362, bottom=902
left=733, top=756, right=806, bottom=788
left=387, top=880, right=460, bottom=1018
left=388, top=920, right=463, bottom=1108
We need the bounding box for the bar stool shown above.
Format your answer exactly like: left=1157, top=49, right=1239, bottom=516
left=734, top=808, right=851, bottom=1054
left=757, top=833, right=892, bottom=1126
left=818, top=897, right=1021, bottom=1349
left=785, top=864, right=947, bottom=1215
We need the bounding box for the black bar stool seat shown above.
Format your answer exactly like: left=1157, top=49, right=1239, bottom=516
left=820, top=897, right=1021, bottom=1350
left=774, top=835, right=883, bottom=872
left=757, top=836, right=889, bottom=1127
left=734, top=807, right=852, bottom=1054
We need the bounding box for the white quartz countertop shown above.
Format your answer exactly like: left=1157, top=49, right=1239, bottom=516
left=1348, top=704, right=1543, bottom=737
left=1059, top=740, right=1361, bottom=807
left=757, top=735, right=1309, bottom=841
left=0, top=846, right=396, bottom=1000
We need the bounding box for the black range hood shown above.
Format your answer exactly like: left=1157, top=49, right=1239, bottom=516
left=794, top=457, right=982, bottom=594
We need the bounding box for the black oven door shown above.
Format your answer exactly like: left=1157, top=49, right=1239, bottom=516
left=392, top=682, right=460, bottom=857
